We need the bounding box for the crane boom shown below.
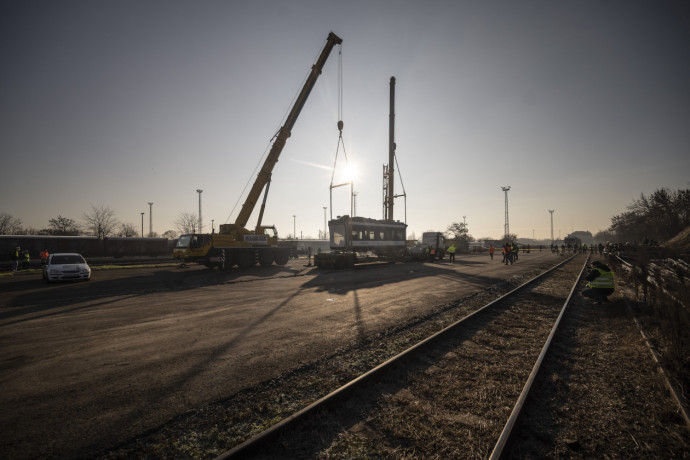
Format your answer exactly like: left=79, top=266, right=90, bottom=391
left=234, top=32, right=343, bottom=229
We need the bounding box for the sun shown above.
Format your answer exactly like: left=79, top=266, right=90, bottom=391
left=342, top=162, right=358, bottom=183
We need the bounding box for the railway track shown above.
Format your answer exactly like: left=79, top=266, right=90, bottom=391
left=215, top=254, right=587, bottom=459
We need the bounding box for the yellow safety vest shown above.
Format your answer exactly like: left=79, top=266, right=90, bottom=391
left=448, top=246, right=456, bottom=253
left=587, top=268, right=614, bottom=289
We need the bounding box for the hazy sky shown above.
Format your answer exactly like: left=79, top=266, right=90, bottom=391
left=2, top=1, right=689, bottom=241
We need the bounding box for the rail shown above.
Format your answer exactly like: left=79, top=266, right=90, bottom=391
left=215, top=254, right=579, bottom=459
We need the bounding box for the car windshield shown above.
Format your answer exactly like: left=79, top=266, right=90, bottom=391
left=52, top=255, right=86, bottom=264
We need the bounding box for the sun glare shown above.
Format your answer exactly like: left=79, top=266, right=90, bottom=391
left=342, top=162, right=357, bottom=182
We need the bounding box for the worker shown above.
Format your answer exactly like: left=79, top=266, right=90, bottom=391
left=22, top=249, right=31, bottom=270
left=502, top=243, right=512, bottom=265
left=582, top=261, right=615, bottom=304
left=429, top=246, right=436, bottom=262
left=10, top=246, right=20, bottom=272
left=40, top=249, right=50, bottom=264
left=489, top=244, right=495, bottom=260
left=448, top=244, right=456, bottom=263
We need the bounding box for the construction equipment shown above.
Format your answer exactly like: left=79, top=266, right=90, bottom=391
left=422, top=232, right=446, bottom=260
left=174, top=32, right=343, bottom=269
left=315, top=76, right=408, bottom=268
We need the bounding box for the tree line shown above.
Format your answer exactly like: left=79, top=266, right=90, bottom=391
left=604, top=187, right=690, bottom=244
left=2, top=187, right=689, bottom=242
left=0, top=204, right=181, bottom=239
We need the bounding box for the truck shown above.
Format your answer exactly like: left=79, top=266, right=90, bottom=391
left=422, top=232, right=446, bottom=260
left=173, top=32, right=343, bottom=269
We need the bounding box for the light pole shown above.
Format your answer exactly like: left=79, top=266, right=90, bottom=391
left=293, top=215, right=296, bottom=240
left=323, top=206, right=327, bottom=240
left=549, top=209, right=555, bottom=242
left=211, top=219, right=214, bottom=233
left=148, top=202, right=153, bottom=237
left=140, top=212, right=144, bottom=238
left=501, top=186, right=511, bottom=238
left=196, top=189, right=203, bottom=234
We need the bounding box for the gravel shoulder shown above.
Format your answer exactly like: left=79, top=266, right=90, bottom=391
left=509, top=270, right=689, bottom=458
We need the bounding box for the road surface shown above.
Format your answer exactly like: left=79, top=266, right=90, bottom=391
left=0, top=251, right=560, bottom=458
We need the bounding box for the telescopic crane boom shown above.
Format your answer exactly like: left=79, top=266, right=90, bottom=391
left=233, top=32, right=343, bottom=231
left=173, top=32, right=342, bottom=270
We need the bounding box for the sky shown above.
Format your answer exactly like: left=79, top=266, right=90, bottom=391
left=2, top=0, right=689, bottom=241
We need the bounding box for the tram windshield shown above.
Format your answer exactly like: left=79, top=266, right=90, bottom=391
left=330, top=224, right=346, bottom=247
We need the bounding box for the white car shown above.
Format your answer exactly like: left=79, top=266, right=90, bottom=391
left=43, top=253, right=91, bottom=282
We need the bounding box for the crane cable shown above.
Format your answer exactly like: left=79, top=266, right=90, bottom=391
left=330, top=44, right=350, bottom=188
left=224, top=39, right=326, bottom=225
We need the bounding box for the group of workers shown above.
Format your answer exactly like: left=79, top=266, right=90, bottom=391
left=488, top=242, right=616, bottom=304
left=9, top=247, right=50, bottom=271
left=487, top=243, right=526, bottom=265
left=426, top=244, right=457, bottom=263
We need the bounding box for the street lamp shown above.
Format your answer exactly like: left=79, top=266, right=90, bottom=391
left=196, top=189, right=203, bottom=234
left=140, top=212, right=144, bottom=238
left=148, top=202, right=153, bottom=237
left=323, top=206, right=327, bottom=240
left=211, top=219, right=214, bottom=233
left=501, top=186, right=510, bottom=238
left=293, top=215, right=296, bottom=240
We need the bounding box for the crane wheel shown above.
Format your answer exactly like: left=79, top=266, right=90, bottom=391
left=237, top=250, right=255, bottom=268
left=274, top=250, right=290, bottom=266
left=259, top=250, right=274, bottom=267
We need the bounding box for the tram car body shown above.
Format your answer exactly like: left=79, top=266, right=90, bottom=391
left=315, top=215, right=407, bottom=268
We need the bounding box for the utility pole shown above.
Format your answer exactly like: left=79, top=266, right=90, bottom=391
left=501, top=186, right=511, bottom=238
left=140, top=212, right=144, bottom=238
left=196, top=189, right=203, bottom=234
left=549, top=209, right=555, bottom=242
left=293, top=215, right=296, bottom=240
left=323, top=206, right=327, bottom=240
left=148, top=202, right=153, bottom=237
left=385, top=76, right=396, bottom=221
left=353, top=191, right=358, bottom=217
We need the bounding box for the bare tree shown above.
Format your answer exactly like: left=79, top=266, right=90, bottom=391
left=118, top=223, right=139, bottom=237
left=46, top=215, right=80, bottom=235
left=82, top=204, right=118, bottom=239
left=0, top=213, right=23, bottom=235
left=162, top=229, right=178, bottom=239
left=174, top=212, right=198, bottom=234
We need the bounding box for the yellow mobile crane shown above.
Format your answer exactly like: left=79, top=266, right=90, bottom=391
left=174, top=32, right=343, bottom=269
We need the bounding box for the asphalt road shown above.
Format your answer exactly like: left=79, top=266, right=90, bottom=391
left=0, top=251, right=561, bottom=458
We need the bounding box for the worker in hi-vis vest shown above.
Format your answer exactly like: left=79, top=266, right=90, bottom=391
left=582, top=260, right=615, bottom=304
left=447, top=244, right=456, bottom=263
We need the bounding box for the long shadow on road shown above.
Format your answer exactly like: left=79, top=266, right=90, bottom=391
left=0, top=263, right=305, bottom=323
left=301, top=261, right=506, bottom=295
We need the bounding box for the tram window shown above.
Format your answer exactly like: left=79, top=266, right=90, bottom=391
left=378, top=231, right=385, bottom=240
